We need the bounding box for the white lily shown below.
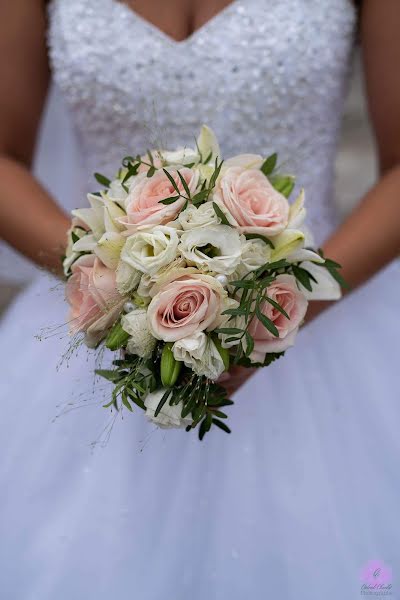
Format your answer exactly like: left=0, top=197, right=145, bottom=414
left=288, top=189, right=307, bottom=229
left=94, top=232, right=125, bottom=270
left=270, top=229, right=305, bottom=262
left=298, top=261, right=342, bottom=300
left=107, top=177, right=129, bottom=202
left=116, top=260, right=141, bottom=295
left=223, top=153, right=264, bottom=170
left=72, top=233, right=97, bottom=253
left=72, top=194, right=105, bottom=240
left=196, top=124, right=221, bottom=163
left=102, top=194, right=126, bottom=233
left=160, top=147, right=199, bottom=166
left=287, top=248, right=325, bottom=264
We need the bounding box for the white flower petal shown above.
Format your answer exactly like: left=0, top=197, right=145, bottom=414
left=299, top=261, right=342, bottom=300
left=94, top=232, right=125, bottom=270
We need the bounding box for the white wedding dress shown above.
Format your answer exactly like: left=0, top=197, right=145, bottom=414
left=1, top=1, right=400, bottom=598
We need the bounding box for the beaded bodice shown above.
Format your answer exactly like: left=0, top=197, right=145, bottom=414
left=48, top=0, right=356, bottom=244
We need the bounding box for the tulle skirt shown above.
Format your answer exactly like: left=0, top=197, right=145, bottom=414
left=0, top=260, right=399, bottom=600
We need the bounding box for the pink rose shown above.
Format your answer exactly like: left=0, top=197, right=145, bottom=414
left=215, top=166, right=289, bottom=236
left=147, top=274, right=223, bottom=342
left=65, top=255, right=123, bottom=347
left=119, top=167, right=200, bottom=233
left=248, top=274, right=308, bottom=361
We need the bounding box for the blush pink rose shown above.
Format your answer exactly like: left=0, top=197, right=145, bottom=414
left=119, top=167, right=200, bottom=233
left=65, top=255, right=123, bottom=347
left=147, top=274, right=223, bottom=342
left=215, top=166, right=289, bottom=236
left=248, top=274, right=308, bottom=361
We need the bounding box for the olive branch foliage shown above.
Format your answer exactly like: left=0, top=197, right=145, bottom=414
left=87, top=150, right=345, bottom=439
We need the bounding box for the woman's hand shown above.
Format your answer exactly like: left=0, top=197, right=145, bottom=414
left=219, top=365, right=256, bottom=397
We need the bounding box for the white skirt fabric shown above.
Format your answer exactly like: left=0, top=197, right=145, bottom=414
left=0, top=259, right=399, bottom=600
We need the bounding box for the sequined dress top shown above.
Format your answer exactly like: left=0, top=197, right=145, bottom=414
left=48, top=0, right=356, bottom=244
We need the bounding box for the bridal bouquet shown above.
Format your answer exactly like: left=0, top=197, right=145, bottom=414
left=63, top=126, right=343, bottom=438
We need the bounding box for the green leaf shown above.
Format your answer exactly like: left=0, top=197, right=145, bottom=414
left=95, top=369, right=121, bottom=383
left=325, top=264, right=349, bottom=289
left=198, top=418, right=208, bottom=440
left=177, top=170, right=191, bottom=198
left=245, top=232, right=275, bottom=248
left=203, top=150, right=213, bottom=164
left=221, top=307, right=248, bottom=316
left=212, top=202, right=232, bottom=226
left=154, top=388, right=171, bottom=417
left=192, top=189, right=209, bottom=205
left=163, top=168, right=181, bottom=194
left=71, top=231, right=80, bottom=244
left=211, top=410, right=228, bottom=419
left=262, top=259, right=290, bottom=271
left=213, top=336, right=230, bottom=371
left=212, top=418, right=231, bottom=434
left=122, top=162, right=140, bottom=183
left=260, top=153, right=278, bottom=176
left=245, top=331, right=254, bottom=357
left=209, top=158, right=224, bottom=190
left=105, top=322, right=130, bottom=351
left=230, top=279, right=255, bottom=289
left=192, top=403, right=206, bottom=422
left=160, top=343, right=182, bottom=387
left=94, top=172, right=111, bottom=188
left=255, top=305, right=279, bottom=337
left=126, top=393, right=146, bottom=411
left=264, top=296, right=290, bottom=320
left=122, top=155, right=135, bottom=167
left=214, top=327, right=243, bottom=335
left=159, top=195, right=181, bottom=205
left=292, top=265, right=317, bottom=291
left=146, top=166, right=156, bottom=178
left=271, top=175, right=295, bottom=198
left=121, top=392, right=133, bottom=412
left=147, top=149, right=154, bottom=165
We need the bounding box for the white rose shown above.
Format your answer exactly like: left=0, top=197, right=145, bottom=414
left=178, top=202, right=220, bottom=230
left=172, top=332, right=226, bottom=381
left=179, top=224, right=242, bottom=275
left=136, top=258, right=188, bottom=298
left=120, top=226, right=179, bottom=276
left=234, top=238, right=271, bottom=279
left=144, top=389, right=193, bottom=429
left=121, top=308, right=156, bottom=358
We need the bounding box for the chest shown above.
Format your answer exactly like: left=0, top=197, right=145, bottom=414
left=48, top=0, right=356, bottom=157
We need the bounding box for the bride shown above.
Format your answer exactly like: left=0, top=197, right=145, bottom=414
left=1, top=1, right=399, bottom=598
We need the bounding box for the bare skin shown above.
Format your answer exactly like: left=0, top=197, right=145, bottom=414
left=0, top=1, right=399, bottom=394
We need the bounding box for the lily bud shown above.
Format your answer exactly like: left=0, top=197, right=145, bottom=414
left=105, top=321, right=130, bottom=351
left=213, top=337, right=230, bottom=371
left=161, top=343, right=182, bottom=387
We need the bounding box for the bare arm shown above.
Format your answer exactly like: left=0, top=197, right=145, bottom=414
left=0, top=1, right=70, bottom=274
left=307, top=0, right=400, bottom=319
left=226, top=0, right=400, bottom=393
